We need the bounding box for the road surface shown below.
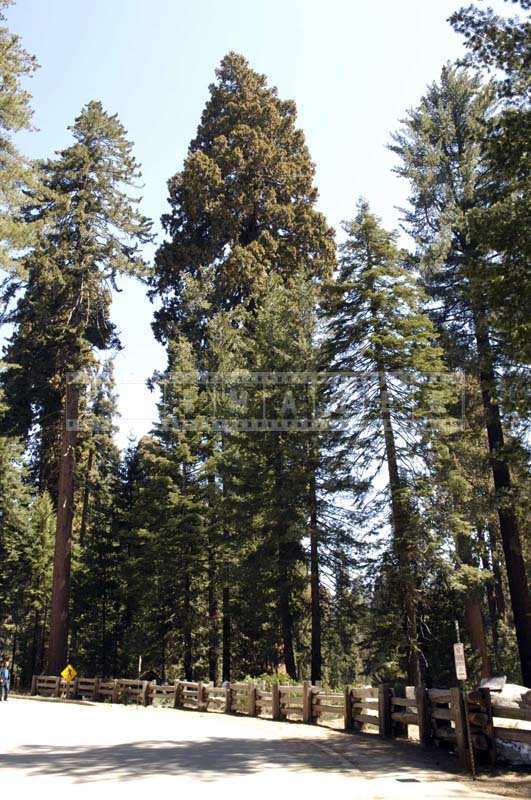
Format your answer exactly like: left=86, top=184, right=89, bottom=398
left=0, top=697, right=525, bottom=798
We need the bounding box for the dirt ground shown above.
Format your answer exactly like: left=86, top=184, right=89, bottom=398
left=0, top=696, right=528, bottom=798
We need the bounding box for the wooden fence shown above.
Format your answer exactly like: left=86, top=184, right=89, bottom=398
left=30, top=675, right=531, bottom=772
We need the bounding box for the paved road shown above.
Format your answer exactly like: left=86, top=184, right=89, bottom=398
left=0, top=697, right=523, bottom=798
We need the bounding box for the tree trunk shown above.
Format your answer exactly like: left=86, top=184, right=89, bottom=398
left=378, top=368, right=420, bottom=685
left=309, top=463, right=322, bottom=683
left=183, top=562, right=193, bottom=681
left=38, top=396, right=61, bottom=506
left=488, top=523, right=506, bottom=620
left=456, top=532, right=492, bottom=678
left=70, top=445, right=92, bottom=665
left=477, top=525, right=501, bottom=666
left=207, top=474, right=219, bottom=684
left=48, top=380, right=79, bottom=674
left=473, top=307, right=531, bottom=685
left=277, top=536, right=298, bottom=679
left=79, top=448, right=93, bottom=547
left=274, top=441, right=297, bottom=680
left=222, top=586, right=231, bottom=682
left=208, top=545, right=219, bottom=684
left=464, top=596, right=491, bottom=678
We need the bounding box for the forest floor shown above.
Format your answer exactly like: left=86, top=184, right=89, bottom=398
left=0, top=696, right=528, bottom=798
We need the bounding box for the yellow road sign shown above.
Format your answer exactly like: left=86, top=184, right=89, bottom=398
left=61, top=664, right=77, bottom=683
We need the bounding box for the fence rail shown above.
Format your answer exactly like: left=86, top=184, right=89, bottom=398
left=30, top=674, right=530, bottom=772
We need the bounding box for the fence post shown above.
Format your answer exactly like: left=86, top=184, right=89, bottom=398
left=55, top=676, right=61, bottom=698
left=415, top=683, right=430, bottom=748
left=112, top=679, right=119, bottom=704
left=378, top=683, right=392, bottom=737
left=141, top=680, right=149, bottom=707
left=30, top=675, right=37, bottom=696
left=450, top=687, right=469, bottom=770
left=197, top=681, right=204, bottom=711
left=302, top=681, right=312, bottom=724
left=344, top=685, right=352, bottom=731
left=478, top=687, right=496, bottom=766
left=224, top=684, right=232, bottom=714
left=93, top=677, right=100, bottom=701
left=173, top=680, right=183, bottom=709
left=248, top=682, right=257, bottom=716
left=272, top=682, right=280, bottom=720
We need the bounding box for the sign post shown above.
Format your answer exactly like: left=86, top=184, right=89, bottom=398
left=454, top=621, right=475, bottom=779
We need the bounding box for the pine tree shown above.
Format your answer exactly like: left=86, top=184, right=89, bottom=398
left=0, top=429, right=31, bottom=662
left=2, top=101, right=152, bottom=673
left=450, top=1, right=531, bottom=363
left=324, top=200, right=452, bottom=683
left=392, top=67, right=531, bottom=683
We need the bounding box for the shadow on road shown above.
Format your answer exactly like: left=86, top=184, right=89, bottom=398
left=0, top=731, right=473, bottom=785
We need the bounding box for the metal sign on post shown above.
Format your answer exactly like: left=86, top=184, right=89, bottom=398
left=453, top=643, right=467, bottom=681
left=61, top=664, right=77, bottom=683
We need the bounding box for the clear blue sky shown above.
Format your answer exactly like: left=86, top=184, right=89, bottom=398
left=6, top=0, right=509, bottom=447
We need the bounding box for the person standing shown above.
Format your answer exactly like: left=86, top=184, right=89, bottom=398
left=1, top=662, right=10, bottom=700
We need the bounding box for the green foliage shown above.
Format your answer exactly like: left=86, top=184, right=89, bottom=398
left=0, top=35, right=529, bottom=692
left=0, top=0, right=40, bottom=266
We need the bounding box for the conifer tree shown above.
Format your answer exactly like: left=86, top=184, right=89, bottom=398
left=392, top=67, right=531, bottom=683
left=152, top=53, right=336, bottom=680
left=3, top=101, right=152, bottom=673
left=325, top=201, right=451, bottom=683
left=0, top=428, right=31, bottom=661
left=450, top=1, right=531, bottom=364
left=152, top=52, right=335, bottom=337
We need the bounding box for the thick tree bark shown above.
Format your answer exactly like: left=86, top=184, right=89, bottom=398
left=309, top=464, right=322, bottom=684
left=378, top=369, right=421, bottom=685
left=47, top=381, right=79, bottom=674
left=464, top=596, right=491, bottom=678
left=456, top=532, right=492, bottom=678
left=473, top=307, right=531, bottom=685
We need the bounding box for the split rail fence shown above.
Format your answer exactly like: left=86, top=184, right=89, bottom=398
left=31, top=674, right=530, bottom=772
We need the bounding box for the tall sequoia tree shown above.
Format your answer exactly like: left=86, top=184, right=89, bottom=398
left=392, top=67, right=531, bottom=684
left=3, top=101, right=151, bottom=673
left=152, top=53, right=335, bottom=680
